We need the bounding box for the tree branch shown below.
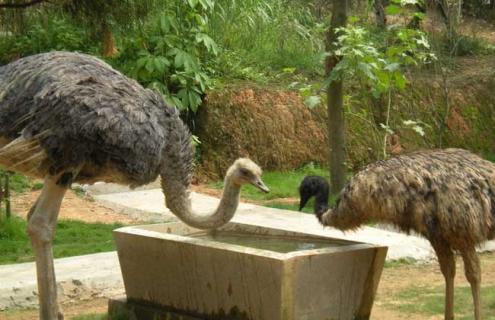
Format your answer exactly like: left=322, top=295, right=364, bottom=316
left=0, top=0, right=46, bottom=9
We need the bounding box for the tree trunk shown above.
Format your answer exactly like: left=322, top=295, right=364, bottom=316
left=326, top=0, right=348, bottom=196
left=101, top=22, right=117, bottom=57
left=371, top=94, right=386, bottom=126
left=374, top=0, right=387, bottom=28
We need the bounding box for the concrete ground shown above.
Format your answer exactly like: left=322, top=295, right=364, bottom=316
left=1, top=183, right=494, bottom=311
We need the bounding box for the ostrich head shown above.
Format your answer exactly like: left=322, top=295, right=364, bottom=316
left=227, top=158, right=269, bottom=193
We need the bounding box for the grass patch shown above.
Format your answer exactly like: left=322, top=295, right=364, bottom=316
left=384, top=257, right=418, bottom=268
left=266, top=192, right=340, bottom=212
left=209, top=165, right=329, bottom=202
left=0, top=216, right=123, bottom=265
left=72, top=185, right=86, bottom=197
left=31, top=181, right=44, bottom=190
left=484, top=153, right=495, bottom=163
left=386, top=285, right=495, bottom=319
left=7, top=173, right=32, bottom=193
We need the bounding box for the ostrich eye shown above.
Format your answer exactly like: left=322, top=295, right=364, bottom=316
left=239, top=168, right=250, bottom=176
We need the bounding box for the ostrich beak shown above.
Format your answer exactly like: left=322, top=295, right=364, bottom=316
left=252, top=178, right=270, bottom=193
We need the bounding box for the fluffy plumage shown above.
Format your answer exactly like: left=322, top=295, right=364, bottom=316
left=0, top=51, right=182, bottom=187
left=319, top=148, right=495, bottom=320
left=321, top=148, right=495, bottom=246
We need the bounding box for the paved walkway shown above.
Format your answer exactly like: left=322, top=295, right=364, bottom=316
left=1, top=185, right=494, bottom=310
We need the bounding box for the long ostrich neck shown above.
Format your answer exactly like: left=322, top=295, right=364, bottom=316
left=159, top=118, right=241, bottom=229
left=160, top=172, right=241, bottom=229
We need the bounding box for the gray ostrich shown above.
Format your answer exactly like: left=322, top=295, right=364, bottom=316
left=314, top=149, right=495, bottom=320
left=0, top=51, right=269, bottom=320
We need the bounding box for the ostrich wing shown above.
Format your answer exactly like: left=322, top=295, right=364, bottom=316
left=0, top=51, right=179, bottom=186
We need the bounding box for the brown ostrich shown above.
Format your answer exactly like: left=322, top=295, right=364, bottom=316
left=306, top=149, right=494, bottom=320
left=0, top=52, right=269, bottom=320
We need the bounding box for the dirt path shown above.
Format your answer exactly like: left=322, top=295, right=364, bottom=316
left=11, top=189, right=140, bottom=224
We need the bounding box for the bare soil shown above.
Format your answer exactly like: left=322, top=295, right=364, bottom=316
left=11, top=189, right=139, bottom=224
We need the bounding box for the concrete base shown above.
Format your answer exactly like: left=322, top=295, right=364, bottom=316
left=114, top=222, right=387, bottom=320
left=108, top=298, right=203, bottom=320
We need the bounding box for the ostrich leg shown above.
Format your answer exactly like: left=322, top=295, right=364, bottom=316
left=431, top=240, right=456, bottom=320
left=460, top=247, right=482, bottom=320
left=27, top=174, right=71, bottom=320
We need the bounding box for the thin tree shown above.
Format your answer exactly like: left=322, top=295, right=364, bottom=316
left=374, top=0, right=387, bottom=28
left=325, top=0, right=348, bottom=196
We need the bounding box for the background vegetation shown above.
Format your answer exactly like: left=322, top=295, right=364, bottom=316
left=0, top=0, right=494, bottom=193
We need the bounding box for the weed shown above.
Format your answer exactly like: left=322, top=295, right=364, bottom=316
left=452, top=35, right=495, bottom=56
left=484, top=153, right=495, bottom=163
left=7, top=173, right=32, bottom=193
left=72, top=185, right=86, bottom=197
left=31, top=182, right=44, bottom=190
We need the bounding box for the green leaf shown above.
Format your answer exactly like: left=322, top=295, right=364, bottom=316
left=188, top=91, right=202, bottom=112
left=282, top=67, right=296, bottom=74
left=304, top=95, right=321, bottom=109
left=394, top=72, right=407, bottom=90
left=160, top=16, right=170, bottom=33
left=385, top=5, right=401, bottom=15
left=153, top=57, right=168, bottom=74
left=413, top=12, right=426, bottom=21
left=357, top=62, right=376, bottom=80
left=198, top=0, right=215, bottom=11
left=195, top=33, right=218, bottom=55
left=136, top=57, right=147, bottom=70
left=191, top=135, right=201, bottom=148
left=187, top=0, right=198, bottom=9
left=145, top=58, right=155, bottom=73
left=384, top=62, right=400, bottom=72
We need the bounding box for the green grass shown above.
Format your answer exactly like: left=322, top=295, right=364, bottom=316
left=384, top=257, right=418, bottom=268
left=31, top=181, right=44, bottom=190
left=8, top=173, right=32, bottom=193
left=484, top=153, right=495, bottom=163
left=386, top=285, right=495, bottom=319
left=0, top=216, right=123, bottom=265
left=209, top=165, right=330, bottom=202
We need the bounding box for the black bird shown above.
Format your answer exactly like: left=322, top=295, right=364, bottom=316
left=298, top=175, right=329, bottom=217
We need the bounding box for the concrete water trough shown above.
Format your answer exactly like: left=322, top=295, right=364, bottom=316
left=109, top=222, right=387, bottom=320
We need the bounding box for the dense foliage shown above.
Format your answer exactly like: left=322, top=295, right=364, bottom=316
left=0, top=0, right=494, bottom=163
